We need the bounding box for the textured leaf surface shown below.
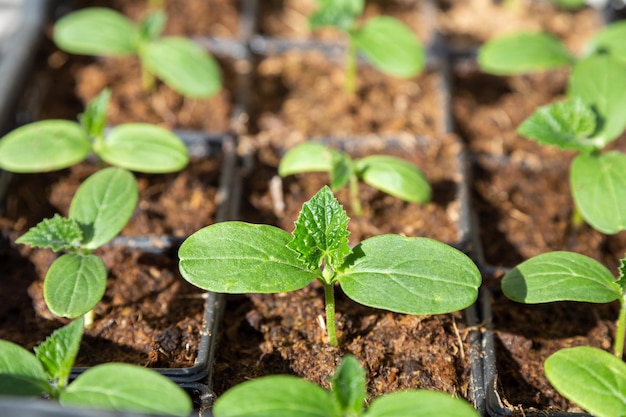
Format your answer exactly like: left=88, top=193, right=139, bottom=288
left=16, top=214, right=83, bottom=252
left=0, top=340, right=49, bottom=397
left=287, top=186, right=351, bottom=272
left=309, top=0, right=363, bottom=32
left=545, top=347, right=626, bottom=417
left=69, top=167, right=138, bottom=249
left=571, top=152, right=626, bottom=234
left=339, top=236, right=480, bottom=314
left=353, top=16, right=425, bottom=78
left=54, top=8, right=137, bottom=55
left=34, top=318, right=83, bottom=382
left=516, top=98, right=600, bottom=151
left=330, top=356, right=365, bottom=416
left=367, top=391, right=480, bottom=417
left=101, top=124, right=188, bottom=173
left=61, top=363, right=192, bottom=416
left=44, top=254, right=107, bottom=318
left=478, top=32, right=573, bottom=75
left=179, top=222, right=317, bottom=293
left=143, top=37, right=222, bottom=98
left=502, top=251, right=620, bottom=303
left=0, top=120, right=90, bottom=172
left=213, top=375, right=338, bottom=417
left=356, top=155, right=430, bottom=203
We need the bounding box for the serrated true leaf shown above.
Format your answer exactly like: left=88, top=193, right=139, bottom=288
left=367, top=390, right=480, bottom=417
left=34, top=317, right=83, bottom=382
left=545, top=347, right=626, bottom=417
left=179, top=222, right=317, bottom=293
left=571, top=152, right=626, bottom=234
left=502, top=251, right=621, bottom=304
left=309, top=0, right=363, bottom=32
left=79, top=89, right=110, bottom=139
left=516, top=98, right=600, bottom=152
left=0, top=340, right=50, bottom=397
left=44, top=254, right=107, bottom=318
left=16, top=214, right=83, bottom=252
left=69, top=167, right=138, bottom=249
left=338, top=236, right=480, bottom=314
left=330, top=151, right=352, bottom=190
left=330, top=355, right=365, bottom=416
left=99, top=124, right=189, bottom=173
left=61, top=363, right=192, bottom=416
left=618, top=257, right=626, bottom=292
left=287, top=186, right=351, bottom=272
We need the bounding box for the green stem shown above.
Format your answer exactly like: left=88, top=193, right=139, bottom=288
left=570, top=204, right=585, bottom=230
left=141, top=65, right=156, bottom=93
left=349, top=175, right=363, bottom=217
left=344, top=35, right=358, bottom=95
left=614, top=296, right=626, bottom=358
left=323, top=282, right=338, bottom=347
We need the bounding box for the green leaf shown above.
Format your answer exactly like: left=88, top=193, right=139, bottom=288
left=53, top=8, right=138, bottom=56
left=44, top=254, right=107, bottom=318
left=61, top=363, right=192, bottom=416
left=568, top=55, right=626, bottom=145
left=330, top=355, right=365, bottom=416
left=571, top=152, right=626, bottom=234
left=78, top=89, right=110, bottom=139
left=549, top=0, right=586, bottom=10
left=545, top=347, right=626, bottom=417
left=99, top=124, right=189, bottom=173
left=34, top=317, right=83, bottom=383
left=139, top=10, right=166, bottom=41
left=356, top=155, right=431, bottom=204
left=0, top=120, right=91, bottom=173
left=287, top=186, right=351, bottom=272
left=478, top=32, right=574, bottom=75
left=213, top=375, right=339, bottom=417
left=278, top=142, right=340, bottom=177
left=618, top=257, right=626, bottom=292
left=16, top=214, right=83, bottom=252
left=69, top=167, right=138, bottom=249
left=339, top=236, right=481, bottom=314
left=179, top=222, right=318, bottom=293
left=352, top=16, right=425, bottom=78
left=587, top=21, right=626, bottom=65
left=330, top=151, right=352, bottom=190
left=0, top=340, right=49, bottom=397
left=516, top=97, right=601, bottom=152
left=143, top=37, right=222, bottom=98
left=366, top=390, right=480, bottom=417
left=310, top=0, right=363, bottom=32
left=502, top=251, right=621, bottom=304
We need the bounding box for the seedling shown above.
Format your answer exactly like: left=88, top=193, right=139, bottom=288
left=16, top=167, right=138, bottom=320
left=516, top=54, right=626, bottom=234
left=502, top=251, right=626, bottom=416
left=278, top=142, right=431, bottom=216
left=179, top=186, right=480, bottom=346
left=0, top=89, right=188, bottom=174
left=212, top=354, right=480, bottom=417
left=478, top=20, right=626, bottom=75
left=0, top=317, right=192, bottom=416
left=310, top=0, right=425, bottom=93
left=53, top=6, right=221, bottom=97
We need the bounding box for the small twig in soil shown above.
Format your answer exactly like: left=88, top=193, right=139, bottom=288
left=269, top=175, right=285, bottom=216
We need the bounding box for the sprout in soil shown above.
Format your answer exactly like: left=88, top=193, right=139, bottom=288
left=212, top=354, right=480, bottom=417
left=310, top=0, right=425, bottom=94
left=0, top=88, right=189, bottom=174
left=16, top=167, right=138, bottom=322
left=0, top=317, right=192, bottom=416
left=515, top=55, right=626, bottom=234
left=278, top=142, right=431, bottom=216
left=53, top=6, right=221, bottom=97
left=502, top=251, right=626, bottom=416
left=179, top=186, right=481, bottom=346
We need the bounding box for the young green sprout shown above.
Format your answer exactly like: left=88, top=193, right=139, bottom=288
left=53, top=7, right=221, bottom=97
left=516, top=54, right=626, bottom=234
left=179, top=186, right=480, bottom=346
left=16, top=167, right=138, bottom=321
left=212, top=354, right=481, bottom=417
left=502, top=251, right=626, bottom=417
left=278, top=142, right=431, bottom=216
left=310, top=0, right=425, bottom=94
left=0, top=317, right=192, bottom=416
left=0, top=89, right=189, bottom=174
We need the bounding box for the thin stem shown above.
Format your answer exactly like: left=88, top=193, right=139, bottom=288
left=570, top=204, right=585, bottom=230
left=344, top=35, right=358, bottom=95
left=83, top=309, right=94, bottom=329
left=349, top=175, right=363, bottom=217
left=323, top=282, right=338, bottom=347
left=141, top=65, right=156, bottom=93
left=614, top=296, right=626, bottom=358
